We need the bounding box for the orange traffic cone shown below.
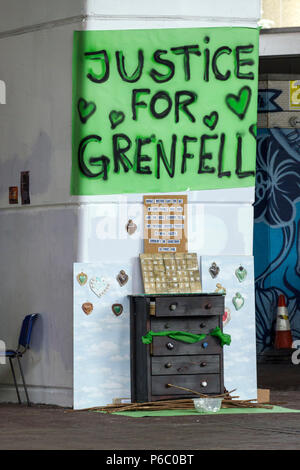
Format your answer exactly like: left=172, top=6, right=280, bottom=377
left=274, top=294, right=293, bottom=349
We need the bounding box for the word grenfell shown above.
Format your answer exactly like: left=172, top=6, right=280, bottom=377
left=78, top=132, right=254, bottom=181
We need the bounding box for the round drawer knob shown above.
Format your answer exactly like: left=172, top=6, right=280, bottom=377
left=200, top=362, right=207, bottom=367
left=165, top=363, right=172, bottom=369
left=169, top=303, right=177, bottom=311
left=200, top=323, right=206, bottom=328
left=202, top=342, right=208, bottom=349
left=166, top=342, right=174, bottom=350
left=201, top=381, right=208, bottom=387
left=205, top=303, right=212, bottom=310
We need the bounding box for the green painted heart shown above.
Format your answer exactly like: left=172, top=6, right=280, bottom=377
left=112, top=303, right=123, bottom=316
left=203, top=111, right=218, bottom=130
left=226, top=86, right=252, bottom=120
left=109, top=110, right=125, bottom=129
left=77, top=98, right=96, bottom=124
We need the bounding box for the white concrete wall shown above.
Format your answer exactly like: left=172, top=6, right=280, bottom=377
left=0, top=0, right=85, bottom=32
left=0, top=17, right=82, bottom=405
left=260, top=30, right=300, bottom=56
left=0, top=0, right=260, bottom=406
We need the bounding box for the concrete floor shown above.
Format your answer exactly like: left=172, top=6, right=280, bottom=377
left=1, top=360, right=300, bottom=450
left=1, top=388, right=300, bottom=450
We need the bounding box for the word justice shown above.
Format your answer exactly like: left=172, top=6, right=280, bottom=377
left=84, top=40, right=255, bottom=84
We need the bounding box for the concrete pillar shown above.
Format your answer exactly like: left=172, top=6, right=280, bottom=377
left=0, top=0, right=260, bottom=406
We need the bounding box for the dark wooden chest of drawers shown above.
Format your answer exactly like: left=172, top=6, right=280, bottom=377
left=129, top=294, right=225, bottom=402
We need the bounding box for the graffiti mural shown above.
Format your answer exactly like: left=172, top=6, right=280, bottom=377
left=254, top=128, right=300, bottom=352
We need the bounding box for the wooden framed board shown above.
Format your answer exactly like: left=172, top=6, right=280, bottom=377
left=143, top=195, right=187, bottom=253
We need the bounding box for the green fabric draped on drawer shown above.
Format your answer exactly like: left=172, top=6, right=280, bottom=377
left=142, top=326, right=231, bottom=347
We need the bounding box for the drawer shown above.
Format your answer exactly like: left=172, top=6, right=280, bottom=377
left=151, top=354, right=220, bottom=375
left=154, top=296, right=223, bottom=317
left=151, top=334, right=221, bottom=356
left=152, top=374, right=221, bottom=396
left=150, top=316, right=220, bottom=335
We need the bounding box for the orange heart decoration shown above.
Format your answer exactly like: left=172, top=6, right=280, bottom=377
left=82, top=302, right=93, bottom=315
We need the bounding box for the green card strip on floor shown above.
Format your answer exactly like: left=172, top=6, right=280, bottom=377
left=95, top=406, right=300, bottom=418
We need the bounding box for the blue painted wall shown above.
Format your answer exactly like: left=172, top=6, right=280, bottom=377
left=254, top=128, right=300, bottom=352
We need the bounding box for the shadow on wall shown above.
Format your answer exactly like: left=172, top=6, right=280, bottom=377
left=0, top=130, right=53, bottom=198
left=254, top=128, right=300, bottom=352
left=0, top=207, right=77, bottom=381
left=0, top=80, right=5, bottom=104
left=30, top=313, right=43, bottom=356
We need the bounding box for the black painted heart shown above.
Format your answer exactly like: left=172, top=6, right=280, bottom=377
left=77, top=98, right=96, bottom=124
left=203, top=111, right=218, bottom=130
left=109, top=110, right=125, bottom=129
left=226, top=86, right=252, bottom=120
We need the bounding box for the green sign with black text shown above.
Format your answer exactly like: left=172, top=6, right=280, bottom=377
left=71, top=27, right=259, bottom=195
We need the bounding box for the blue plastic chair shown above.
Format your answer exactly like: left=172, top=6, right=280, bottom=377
left=3, top=314, right=38, bottom=406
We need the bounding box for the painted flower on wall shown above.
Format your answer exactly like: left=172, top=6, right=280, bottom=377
left=254, top=128, right=300, bottom=352
left=254, top=128, right=300, bottom=228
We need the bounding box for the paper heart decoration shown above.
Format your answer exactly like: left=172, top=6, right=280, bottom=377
left=112, top=303, right=123, bottom=316
left=89, top=277, right=110, bottom=297
left=116, top=270, right=129, bottom=287
left=223, top=307, right=231, bottom=326
left=235, top=266, right=247, bottom=282
left=232, top=292, right=244, bottom=311
left=226, top=86, right=251, bottom=120
left=126, top=219, right=137, bottom=235
left=76, top=272, right=88, bottom=286
left=209, top=262, right=220, bottom=279
left=203, top=111, right=218, bottom=130
left=82, top=302, right=93, bottom=315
